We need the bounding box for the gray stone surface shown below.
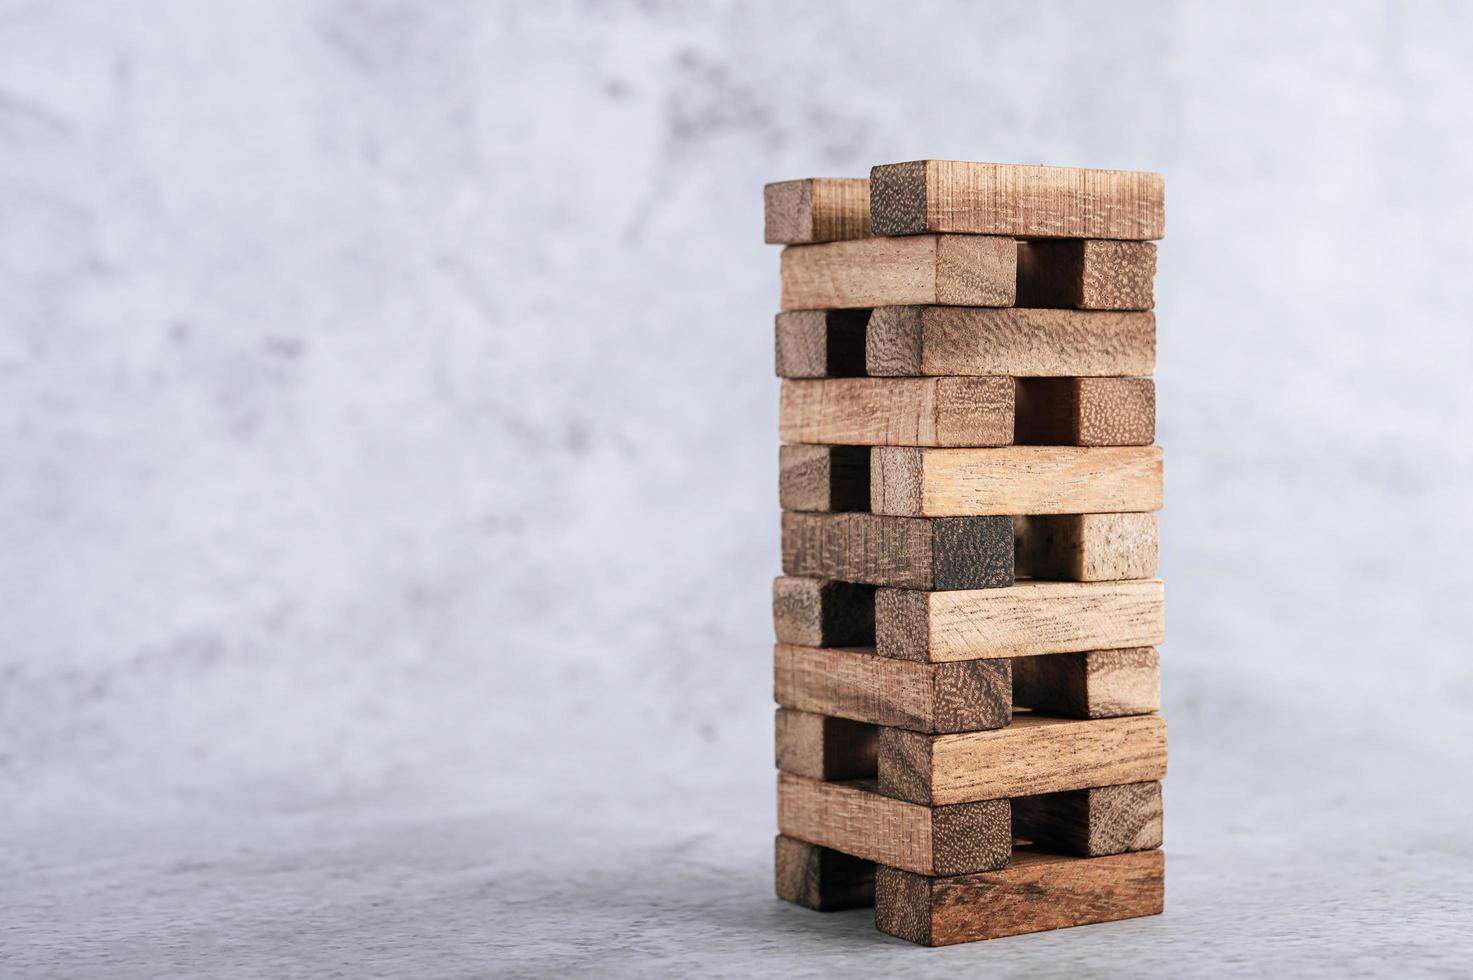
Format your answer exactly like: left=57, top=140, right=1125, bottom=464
left=3, top=1, right=1473, bottom=976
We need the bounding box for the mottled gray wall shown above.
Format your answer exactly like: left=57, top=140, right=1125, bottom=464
left=4, top=2, right=1473, bottom=974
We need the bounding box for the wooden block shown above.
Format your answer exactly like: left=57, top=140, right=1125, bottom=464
left=1012, top=648, right=1161, bottom=719
left=875, top=579, right=1164, bottom=662
left=774, top=643, right=1010, bottom=734
left=871, top=446, right=1163, bottom=517
left=772, top=576, right=875, bottom=647
left=1014, top=513, right=1159, bottom=581
left=867, top=306, right=1155, bottom=378
left=775, top=708, right=876, bottom=780
left=778, top=773, right=1010, bottom=876
left=782, top=512, right=1014, bottom=590
left=878, top=712, right=1168, bottom=805
left=780, top=235, right=1016, bottom=311
left=775, top=835, right=874, bottom=910
left=765, top=178, right=872, bottom=245
left=1017, top=240, right=1156, bottom=311
left=1014, top=378, right=1155, bottom=447
left=780, top=377, right=1014, bottom=448
left=869, top=160, right=1164, bottom=241
left=775, top=310, right=870, bottom=378
left=875, top=849, right=1165, bottom=945
left=1012, top=782, right=1163, bottom=857
left=779, top=445, right=870, bottom=512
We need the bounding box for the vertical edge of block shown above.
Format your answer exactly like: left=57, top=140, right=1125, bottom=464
left=934, top=376, right=1015, bottom=447
left=935, top=235, right=1017, bottom=307
left=865, top=306, right=925, bottom=377
left=930, top=797, right=1012, bottom=876
left=930, top=516, right=1015, bottom=590
left=874, top=588, right=931, bottom=662
left=874, top=865, right=934, bottom=944
left=868, top=161, right=929, bottom=237
left=764, top=180, right=814, bottom=244
left=871, top=447, right=925, bottom=516
left=877, top=726, right=934, bottom=805
left=933, top=659, right=1012, bottom=733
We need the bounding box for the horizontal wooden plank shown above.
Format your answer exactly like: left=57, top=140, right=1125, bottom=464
left=871, top=446, right=1163, bottom=516
left=779, top=445, right=870, bottom=512
left=875, top=579, right=1165, bottom=662
left=1012, top=648, right=1161, bottom=719
left=1017, top=240, right=1157, bottom=311
left=867, top=306, right=1155, bottom=378
left=774, top=835, right=874, bottom=911
left=765, top=178, right=872, bottom=244
left=1012, top=782, right=1164, bottom=857
left=775, top=310, right=869, bottom=378
left=775, top=708, right=876, bottom=781
left=774, top=643, right=1010, bottom=734
left=1014, top=378, right=1155, bottom=447
left=780, top=377, right=1014, bottom=447
left=778, top=773, right=1010, bottom=876
left=782, top=512, right=1014, bottom=590
left=878, top=712, right=1168, bottom=805
left=875, top=849, right=1165, bottom=946
left=1014, top=512, right=1159, bottom=581
left=772, top=576, right=875, bottom=647
left=780, top=235, right=1016, bottom=311
left=869, top=160, right=1165, bottom=240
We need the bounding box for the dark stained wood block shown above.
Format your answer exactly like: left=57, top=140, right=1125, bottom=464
left=779, top=445, right=870, bottom=512
left=1017, top=240, right=1156, bottom=311
left=774, top=643, right=1010, bottom=734
left=772, top=576, right=876, bottom=647
left=1012, top=782, right=1163, bottom=857
left=775, top=708, right=876, bottom=781
left=782, top=512, right=1014, bottom=591
left=775, top=310, right=870, bottom=378
left=1011, top=648, right=1161, bottom=719
left=1014, top=377, right=1156, bottom=447
left=874, top=849, right=1165, bottom=945
left=775, top=835, right=874, bottom=911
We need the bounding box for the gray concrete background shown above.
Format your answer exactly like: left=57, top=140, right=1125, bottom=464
left=3, top=1, right=1472, bottom=976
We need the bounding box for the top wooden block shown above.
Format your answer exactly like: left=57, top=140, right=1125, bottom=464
left=870, top=161, right=1165, bottom=241
left=765, top=178, right=872, bottom=244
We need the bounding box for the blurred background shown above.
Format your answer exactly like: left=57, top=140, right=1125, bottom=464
left=4, top=1, right=1471, bottom=976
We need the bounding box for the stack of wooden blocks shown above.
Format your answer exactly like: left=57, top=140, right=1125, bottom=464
left=765, top=161, right=1167, bottom=946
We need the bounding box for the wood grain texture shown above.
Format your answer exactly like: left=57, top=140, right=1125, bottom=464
left=875, top=579, right=1165, bottom=662
left=1014, top=513, right=1159, bottom=581
left=774, top=835, right=874, bottom=911
left=774, top=310, right=870, bottom=378
left=869, top=160, right=1165, bottom=241
left=878, top=712, right=1168, bottom=805
left=774, top=643, right=1010, bottom=734
left=874, top=849, right=1165, bottom=946
left=1014, top=378, right=1155, bottom=447
left=1017, top=240, right=1157, bottom=310
left=779, top=445, right=870, bottom=512
left=765, top=178, right=872, bottom=244
left=866, top=306, right=1155, bottom=378
left=782, top=512, right=1014, bottom=591
left=778, top=774, right=1010, bottom=876
left=1012, top=782, right=1163, bottom=857
left=775, top=708, right=877, bottom=781
left=772, top=576, right=876, bottom=647
left=1011, top=648, right=1161, bottom=719
left=780, top=377, right=1014, bottom=447
left=871, top=446, right=1163, bottom=517
left=779, top=235, right=1016, bottom=311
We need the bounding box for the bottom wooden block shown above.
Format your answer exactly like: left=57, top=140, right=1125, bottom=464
left=775, top=835, right=874, bottom=911
left=875, top=849, right=1164, bottom=946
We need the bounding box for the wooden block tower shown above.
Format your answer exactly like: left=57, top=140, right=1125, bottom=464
left=765, top=161, right=1167, bottom=945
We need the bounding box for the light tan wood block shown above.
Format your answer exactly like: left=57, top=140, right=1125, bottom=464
left=779, top=445, right=870, bottom=512
left=1014, top=378, right=1155, bottom=447
left=765, top=178, right=872, bottom=244
left=871, top=446, right=1163, bottom=517
left=775, top=835, right=874, bottom=911
left=1012, top=782, right=1164, bottom=857
left=775, top=708, right=877, bottom=781
left=781, top=512, right=1014, bottom=590
left=774, top=310, right=870, bottom=378
left=875, top=579, right=1164, bottom=662
left=772, top=577, right=875, bottom=647
left=867, top=306, right=1155, bottom=378
left=1014, top=513, right=1159, bottom=581
left=780, top=235, right=1016, bottom=311
left=780, top=377, right=1014, bottom=447
left=878, top=712, right=1168, bottom=806
left=778, top=773, right=1010, bottom=876
left=774, top=643, right=1010, bottom=734
left=1011, top=648, right=1161, bottom=719
left=875, top=849, right=1165, bottom=946
left=870, top=160, right=1164, bottom=240
left=1017, top=240, right=1156, bottom=311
